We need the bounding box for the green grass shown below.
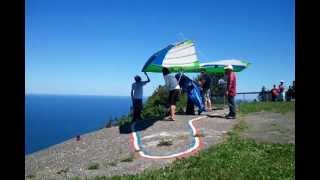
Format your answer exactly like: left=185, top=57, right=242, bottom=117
left=87, top=163, right=100, bottom=170
left=226, top=117, right=249, bottom=137
left=90, top=136, right=294, bottom=179
left=238, top=101, right=295, bottom=115
left=120, top=154, right=134, bottom=163
left=26, top=174, right=35, bottom=179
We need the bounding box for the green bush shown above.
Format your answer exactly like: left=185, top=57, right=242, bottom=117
left=114, top=114, right=132, bottom=127
left=142, top=85, right=187, bottom=119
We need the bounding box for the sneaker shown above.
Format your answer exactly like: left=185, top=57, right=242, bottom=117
left=226, top=115, right=236, bottom=119
left=164, top=116, right=175, bottom=121
left=198, top=109, right=204, bottom=115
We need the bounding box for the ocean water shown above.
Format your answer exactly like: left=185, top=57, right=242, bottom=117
left=25, top=94, right=136, bottom=155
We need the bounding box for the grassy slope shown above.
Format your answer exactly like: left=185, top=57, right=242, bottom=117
left=76, top=102, right=295, bottom=180
left=238, top=101, right=295, bottom=115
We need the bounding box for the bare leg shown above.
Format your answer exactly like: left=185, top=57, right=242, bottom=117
left=170, top=105, right=176, bottom=120
left=208, top=98, right=212, bottom=111
left=205, top=98, right=212, bottom=111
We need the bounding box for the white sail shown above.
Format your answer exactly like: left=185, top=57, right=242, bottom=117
left=201, top=59, right=248, bottom=66
left=163, top=40, right=199, bottom=67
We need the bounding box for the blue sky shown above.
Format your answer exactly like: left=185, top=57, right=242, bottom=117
left=26, top=0, right=295, bottom=96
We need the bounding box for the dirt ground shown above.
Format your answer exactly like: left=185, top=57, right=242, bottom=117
left=239, top=111, right=295, bottom=144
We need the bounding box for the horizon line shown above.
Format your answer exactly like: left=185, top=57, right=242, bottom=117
left=25, top=93, right=150, bottom=98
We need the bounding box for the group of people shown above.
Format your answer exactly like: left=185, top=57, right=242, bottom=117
left=131, top=64, right=238, bottom=122
left=259, top=80, right=295, bottom=102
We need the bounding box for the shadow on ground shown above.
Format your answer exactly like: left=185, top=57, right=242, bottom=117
left=118, top=112, right=198, bottom=134
left=212, top=107, right=225, bottom=110
left=206, top=114, right=226, bottom=118
left=119, top=109, right=228, bottom=134
left=118, top=118, right=160, bottom=134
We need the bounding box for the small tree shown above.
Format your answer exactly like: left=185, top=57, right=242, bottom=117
left=142, top=85, right=169, bottom=119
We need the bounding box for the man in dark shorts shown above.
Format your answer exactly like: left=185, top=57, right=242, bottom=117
left=200, top=71, right=212, bottom=111
left=163, top=67, right=180, bottom=121
left=131, top=72, right=150, bottom=122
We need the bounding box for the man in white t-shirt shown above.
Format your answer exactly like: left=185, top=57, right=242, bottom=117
left=162, top=67, right=180, bottom=121
left=131, top=72, right=150, bottom=121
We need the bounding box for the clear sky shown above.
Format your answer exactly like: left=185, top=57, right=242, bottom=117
left=26, top=0, right=295, bottom=96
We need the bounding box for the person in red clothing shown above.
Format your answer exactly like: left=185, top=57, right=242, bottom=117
left=271, top=85, right=279, bottom=101
left=224, top=64, right=237, bottom=119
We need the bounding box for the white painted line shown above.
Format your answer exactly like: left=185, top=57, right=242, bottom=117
left=131, top=116, right=207, bottom=159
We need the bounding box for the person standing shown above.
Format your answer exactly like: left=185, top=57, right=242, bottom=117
left=286, top=86, right=293, bottom=101
left=200, top=71, right=212, bottom=111
left=259, top=86, right=267, bottom=102
left=163, top=68, right=180, bottom=121
left=271, top=85, right=279, bottom=102
left=292, top=80, right=295, bottom=99
left=224, top=64, right=237, bottom=119
left=278, top=80, right=285, bottom=101
left=131, top=72, right=150, bottom=122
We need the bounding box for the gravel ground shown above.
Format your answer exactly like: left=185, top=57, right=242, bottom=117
left=25, top=108, right=235, bottom=179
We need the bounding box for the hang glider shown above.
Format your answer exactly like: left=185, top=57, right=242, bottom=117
left=142, top=40, right=250, bottom=74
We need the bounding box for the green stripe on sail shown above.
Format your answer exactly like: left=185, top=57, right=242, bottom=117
left=143, top=64, right=163, bottom=72
left=142, top=62, right=201, bottom=73
left=182, top=40, right=193, bottom=45
left=175, top=40, right=193, bottom=47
